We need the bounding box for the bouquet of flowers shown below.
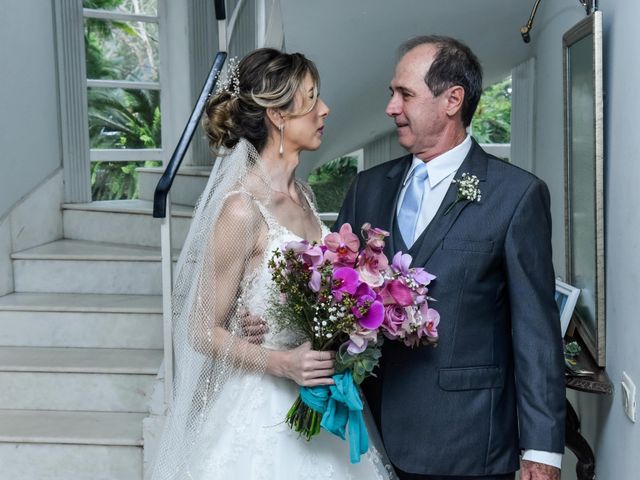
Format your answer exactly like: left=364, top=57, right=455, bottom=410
left=268, top=223, right=439, bottom=462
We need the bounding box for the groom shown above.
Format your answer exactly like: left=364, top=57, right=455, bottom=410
left=335, top=36, right=565, bottom=480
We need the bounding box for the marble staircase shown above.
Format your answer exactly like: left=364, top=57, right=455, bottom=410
left=0, top=198, right=192, bottom=479
left=137, top=165, right=211, bottom=207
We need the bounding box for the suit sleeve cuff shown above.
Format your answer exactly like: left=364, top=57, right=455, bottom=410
left=522, top=449, right=563, bottom=469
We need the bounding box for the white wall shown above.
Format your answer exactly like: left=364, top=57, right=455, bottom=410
left=0, top=0, right=62, bottom=218
left=531, top=1, right=640, bottom=478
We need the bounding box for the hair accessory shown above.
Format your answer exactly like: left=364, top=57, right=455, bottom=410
left=214, top=56, right=241, bottom=97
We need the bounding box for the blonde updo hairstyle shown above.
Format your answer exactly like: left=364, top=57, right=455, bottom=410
left=203, top=48, right=320, bottom=154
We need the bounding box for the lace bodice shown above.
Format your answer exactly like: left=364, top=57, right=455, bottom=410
left=236, top=187, right=330, bottom=350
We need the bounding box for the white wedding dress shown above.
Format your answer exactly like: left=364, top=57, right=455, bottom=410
left=182, top=191, right=395, bottom=480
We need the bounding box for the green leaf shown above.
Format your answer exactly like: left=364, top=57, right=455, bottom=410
left=335, top=342, right=382, bottom=385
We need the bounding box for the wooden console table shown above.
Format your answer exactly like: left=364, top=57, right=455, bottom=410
left=564, top=334, right=613, bottom=480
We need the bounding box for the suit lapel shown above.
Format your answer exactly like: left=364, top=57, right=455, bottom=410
left=377, top=155, right=412, bottom=260
left=409, top=140, right=488, bottom=268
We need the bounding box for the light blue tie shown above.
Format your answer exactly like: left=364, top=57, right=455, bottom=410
left=398, top=162, right=429, bottom=246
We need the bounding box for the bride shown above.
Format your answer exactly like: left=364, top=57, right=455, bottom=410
left=148, top=48, right=394, bottom=480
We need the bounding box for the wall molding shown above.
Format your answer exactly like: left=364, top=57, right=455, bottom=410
left=53, top=0, right=91, bottom=202
left=510, top=57, right=536, bottom=173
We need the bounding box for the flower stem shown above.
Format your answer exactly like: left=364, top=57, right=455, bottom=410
left=285, top=394, right=322, bottom=441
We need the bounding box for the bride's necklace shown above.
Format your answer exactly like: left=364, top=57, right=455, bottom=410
left=272, top=187, right=307, bottom=211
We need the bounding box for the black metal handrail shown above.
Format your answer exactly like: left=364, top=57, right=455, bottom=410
left=152, top=51, right=227, bottom=217
left=153, top=0, right=228, bottom=218
left=214, top=0, right=226, bottom=20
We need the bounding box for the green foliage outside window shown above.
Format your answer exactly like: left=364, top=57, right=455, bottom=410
left=471, top=77, right=512, bottom=144
left=91, top=160, right=161, bottom=201
left=85, top=0, right=161, bottom=200
left=307, top=156, right=358, bottom=213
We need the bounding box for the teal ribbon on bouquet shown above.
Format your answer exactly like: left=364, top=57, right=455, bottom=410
left=299, top=370, right=369, bottom=464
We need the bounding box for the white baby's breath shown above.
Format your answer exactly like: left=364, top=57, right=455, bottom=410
left=444, top=172, right=482, bottom=215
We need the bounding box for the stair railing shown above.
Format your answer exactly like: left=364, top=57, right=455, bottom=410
left=152, top=0, right=228, bottom=408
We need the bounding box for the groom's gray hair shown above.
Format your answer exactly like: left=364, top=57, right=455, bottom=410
left=398, top=35, right=483, bottom=127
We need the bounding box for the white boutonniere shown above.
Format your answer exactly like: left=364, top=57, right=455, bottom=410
left=444, top=173, right=481, bottom=215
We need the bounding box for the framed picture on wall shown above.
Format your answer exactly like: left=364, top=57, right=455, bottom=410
left=555, top=279, right=580, bottom=337
left=563, top=11, right=605, bottom=366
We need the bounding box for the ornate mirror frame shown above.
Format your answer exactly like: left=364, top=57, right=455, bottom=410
left=563, top=11, right=605, bottom=366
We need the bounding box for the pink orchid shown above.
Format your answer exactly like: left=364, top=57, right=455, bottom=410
left=355, top=224, right=390, bottom=287
left=331, top=267, right=360, bottom=301
left=324, top=224, right=360, bottom=267
left=419, top=304, right=440, bottom=338
left=361, top=223, right=389, bottom=253
left=357, top=249, right=388, bottom=287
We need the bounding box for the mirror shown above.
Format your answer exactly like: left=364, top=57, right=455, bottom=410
left=563, top=11, right=605, bottom=366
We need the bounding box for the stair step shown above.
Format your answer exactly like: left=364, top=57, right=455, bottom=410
left=0, top=409, right=145, bottom=445
left=12, top=240, right=178, bottom=294
left=63, top=200, right=193, bottom=217
left=138, top=165, right=211, bottom=206
left=0, top=347, right=162, bottom=374
left=0, top=292, right=162, bottom=313
left=11, top=239, right=179, bottom=261
left=0, top=293, right=163, bottom=348
left=63, top=200, right=193, bottom=248
left=0, top=410, right=144, bottom=480
left=0, top=347, right=161, bottom=412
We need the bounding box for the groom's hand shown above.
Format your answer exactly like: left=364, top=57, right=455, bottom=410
left=520, top=460, right=560, bottom=480
left=238, top=308, right=269, bottom=344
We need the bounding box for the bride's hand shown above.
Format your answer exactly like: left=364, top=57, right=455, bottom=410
left=270, top=341, right=336, bottom=387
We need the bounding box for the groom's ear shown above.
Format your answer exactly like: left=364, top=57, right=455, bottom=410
left=266, top=108, right=284, bottom=130
left=443, top=85, right=465, bottom=119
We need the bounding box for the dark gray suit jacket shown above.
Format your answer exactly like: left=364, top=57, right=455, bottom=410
left=335, top=140, right=565, bottom=477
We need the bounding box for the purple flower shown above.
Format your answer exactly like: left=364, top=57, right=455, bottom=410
left=301, top=244, right=324, bottom=292
left=331, top=267, right=360, bottom=300
left=379, top=279, right=414, bottom=307
left=391, top=251, right=412, bottom=275
left=346, top=327, right=378, bottom=355
left=283, top=240, right=310, bottom=254
left=346, top=338, right=368, bottom=355
left=391, top=251, right=436, bottom=286
left=412, top=268, right=436, bottom=286
left=382, top=304, right=407, bottom=335
left=308, top=270, right=321, bottom=292
left=302, top=244, right=324, bottom=268
left=352, top=284, right=384, bottom=330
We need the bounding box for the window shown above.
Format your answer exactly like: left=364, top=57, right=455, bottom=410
left=83, top=0, right=162, bottom=199
left=307, top=150, right=362, bottom=227
left=471, top=76, right=511, bottom=161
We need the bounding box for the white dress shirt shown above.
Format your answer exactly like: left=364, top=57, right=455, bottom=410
left=396, top=135, right=563, bottom=470
left=396, top=135, right=472, bottom=245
